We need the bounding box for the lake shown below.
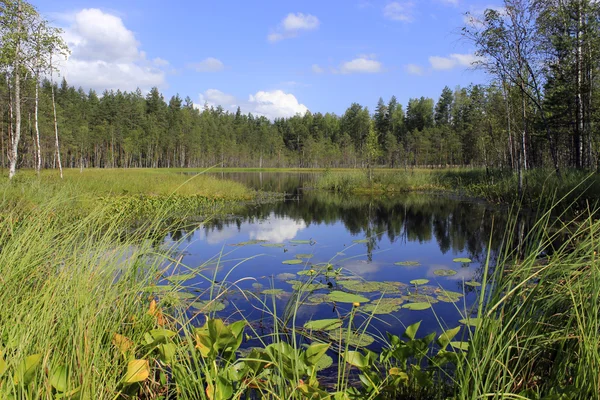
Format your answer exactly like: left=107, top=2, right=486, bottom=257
left=162, top=172, right=512, bottom=347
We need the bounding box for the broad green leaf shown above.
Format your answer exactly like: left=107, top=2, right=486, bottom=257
left=295, top=253, right=314, bottom=259
left=158, top=343, right=177, bottom=363
left=123, top=359, right=150, bottom=383
left=50, top=365, right=68, bottom=392
left=290, top=240, right=312, bottom=244
left=403, top=321, right=421, bottom=340
left=465, top=280, right=481, bottom=287
left=437, top=327, right=461, bottom=349
left=327, top=291, right=369, bottom=304
left=305, top=343, right=330, bottom=366
left=402, top=302, right=432, bottom=311
left=261, top=243, right=285, bottom=248
left=459, top=318, right=481, bottom=327
left=410, top=279, right=429, bottom=285
left=304, top=319, right=343, bottom=331
left=450, top=341, right=469, bottom=351
left=453, top=258, right=472, bottom=263
left=433, top=269, right=457, bottom=276
left=344, top=351, right=368, bottom=368
left=352, top=239, right=369, bottom=243
left=362, top=298, right=404, bottom=314
left=192, top=300, right=226, bottom=312
left=328, top=329, right=375, bottom=347
left=282, top=259, right=303, bottom=265
left=394, top=261, right=420, bottom=266
left=261, top=288, right=284, bottom=295
left=14, top=353, right=42, bottom=385
left=314, top=354, right=333, bottom=371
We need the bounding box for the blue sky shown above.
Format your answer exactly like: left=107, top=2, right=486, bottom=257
left=36, top=0, right=501, bottom=119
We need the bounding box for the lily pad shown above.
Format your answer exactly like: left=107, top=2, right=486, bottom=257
left=339, top=280, right=403, bottom=294
left=261, top=243, right=286, bottom=248
left=290, top=240, right=312, bottom=245
left=276, top=273, right=296, bottom=280
left=229, top=240, right=267, bottom=247
left=252, top=283, right=264, bottom=290
left=437, top=295, right=460, bottom=303
left=295, top=253, right=314, bottom=259
left=328, top=329, right=375, bottom=347
left=297, top=269, right=318, bottom=276
left=191, top=300, right=226, bottom=312
left=287, top=280, right=328, bottom=291
left=304, top=319, right=343, bottom=331
left=404, top=294, right=438, bottom=304
left=410, top=279, right=429, bottom=286
left=327, top=291, right=369, bottom=304
left=436, top=290, right=463, bottom=299
left=352, top=239, right=369, bottom=243
left=453, top=258, right=472, bottom=263
left=262, top=289, right=284, bottom=295
left=282, top=259, right=303, bottom=265
left=465, top=281, right=481, bottom=287
left=394, top=261, right=420, bottom=266
left=306, top=293, right=330, bottom=304
left=362, top=298, right=404, bottom=314
left=433, top=269, right=457, bottom=277
left=402, top=302, right=432, bottom=311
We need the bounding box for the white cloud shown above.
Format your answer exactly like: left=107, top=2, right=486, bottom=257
left=196, top=89, right=309, bottom=120
left=383, top=1, right=415, bottom=22
left=429, top=53, right=480, bottom=70
left=340, top=56, right=383, bottom=74
left=152, top=57, right=169, bottom=67
left=439, top=0, right=459, bottom=5
left=248, top=90, right=309, bottom=119
left=58, top=8, right=166, bottom=91
left=249, top=217, right=307, bottom=243
left=406, top=63, right=424, bottom=75
left=312, top=64, right=324, bottom=74
left=282, top=13, right=320, bottom=31
left=198, top=89, right=237, bottom=109
left=268, top=12, right=320, bottom=42
left=188, top=57, right=225, bottom=72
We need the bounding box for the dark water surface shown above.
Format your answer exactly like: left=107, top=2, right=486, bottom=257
left=164, top=172, right=512, bottom=345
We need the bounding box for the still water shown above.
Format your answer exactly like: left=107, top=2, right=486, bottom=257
left=164, top=172, right=510, bottom=345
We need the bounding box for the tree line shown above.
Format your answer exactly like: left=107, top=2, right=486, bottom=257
left=1, top=0, right=600, bottom=179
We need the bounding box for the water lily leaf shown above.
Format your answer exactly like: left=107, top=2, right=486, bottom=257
left=295, top=253, right=314, bottom=259
left=402, top=302, right=432, bottom=311
left=339, top=280, right=403, bottom=294
left=459, top=318, right=481, bottom=327
left=306, top=293, right=329, bottom=304
left=410, top=279, right=429, bottom=285
left=124, top=359, right=150, bottom=384
left=262, top=289, right=284, bottom=295
left=261, top=243, right=286, bottom=248
left=328, top=329, right=375, bottom=347
left=433, top=269, right=457, bottom=277
left=352, top=239, right=369, bottom=244
left=252, top=283, right=263, bottom=290
left=437, top=295, right=460, bottom=303
left=287, top=280, right=328, bottom=291
left=166, top=273, right=196, bottom=282
left=327, top=291, right=369, bottom=304
left=304, top=319, right=343, bottom=331
left=174, top=291, right=198, bottom=300
left=436, top=290, right=463, bottom=299
left=282, top=259, right=303, bottom=265
left=143, top=285, right=173, bottom=293
left=394, top=261, right=420, bottom=266
left=50, top=365, right=69, bottom=392
left=453, top=258, right=472, bottom=263
left=297, top=269, right=318, bottom=276
left=290, top=240, right=312, bottom=244
left=229, top=240, right=267, bottom=247
left=362, top=298, right=404, bottom=314
left=404, top=294, right=438, bottom=304
left=276, top=273, right=296, bottom=280
left=192, top=300, right=226, bottom=312
left=465, top=281, right=481, bottom=287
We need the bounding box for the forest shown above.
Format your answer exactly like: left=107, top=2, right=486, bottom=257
left=1, top=0, right=600, bottom=176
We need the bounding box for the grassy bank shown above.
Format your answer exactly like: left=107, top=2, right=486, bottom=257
left=313, top=168, right=600, bottom=209
left=0, top=168, right=261, bottom=220
left=0, top=176, right=598, bottom=399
